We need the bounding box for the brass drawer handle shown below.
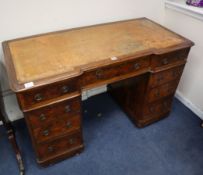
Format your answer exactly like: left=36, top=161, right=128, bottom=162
left=43, top=130, right=49, bottom=136
left=48, top=146, right=54, bottom=153
left=65, top=105, right=71, bottom=113
left=39, top=114, right=46, bottom=121
left=34, top=93, right=44, bottom=101
left=134, top=63, right=140, bottom=70
left=61, top=85, right=69, bottom=94
left=162, top=58, right=169, bottom=65
left=95, top=69, right=103, bottom=79
left=69, top=138, right=75, bottom=145
left=66, top=121, right=72, bottom=128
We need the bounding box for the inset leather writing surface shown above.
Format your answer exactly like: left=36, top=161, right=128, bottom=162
left=6, top=18, right=187, bottom=85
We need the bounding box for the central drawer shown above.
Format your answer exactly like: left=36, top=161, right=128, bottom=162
left=82, top=56, right=150, bottom=87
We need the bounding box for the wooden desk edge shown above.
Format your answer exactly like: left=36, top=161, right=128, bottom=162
left=2, top=18, right=194, bottom=93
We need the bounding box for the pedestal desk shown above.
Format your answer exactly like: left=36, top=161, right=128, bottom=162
left=2, top=18, right=194, bottom=166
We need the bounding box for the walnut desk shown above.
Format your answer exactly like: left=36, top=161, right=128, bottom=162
left=2, top=18, right=194, bottom=166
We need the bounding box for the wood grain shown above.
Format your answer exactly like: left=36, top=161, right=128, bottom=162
left=3, top=18, right=193, bottom=91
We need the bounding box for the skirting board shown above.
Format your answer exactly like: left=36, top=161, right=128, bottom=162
left=175, top=90, right=203, bottom=120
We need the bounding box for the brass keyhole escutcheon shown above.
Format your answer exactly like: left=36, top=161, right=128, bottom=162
left=69, top=138, right=75, bottom=145
left=39, top=114, right=46, bottom=121
left=61, top=85, right=69, bottom=94
left=66, top=121, right=72, bottom=128
left=65, top=105, right=71, bottom=113
left=162, top=58, right=169, bottom=65
left=34, top=93, right=44, bottom=101
left=134, top=63, right=140, bottom=70
left=43, top=130, right=49, bottom=136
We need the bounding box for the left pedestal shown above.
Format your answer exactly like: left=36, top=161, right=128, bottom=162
left=22, top=93, right=84, bottom=166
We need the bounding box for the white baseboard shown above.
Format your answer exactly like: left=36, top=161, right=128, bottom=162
left=175, top=90, right=203, bottom=120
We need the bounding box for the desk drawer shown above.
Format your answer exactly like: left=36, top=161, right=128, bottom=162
left=151, top=48, right=189, bottom=69
left=82, top=56, right=150, bottom=86
left=149, top=65, right=184, bottom=88
left=17, top=78, right=79, bottom=109
left=143, top=98, right=173, bottom=117
left=32, top=114, right=81, bottom=143
left=26, top=96, right=81, bottom=129
left=36, top=131, right=83, bottom=160
left=146, top=81, right=178, bottom=103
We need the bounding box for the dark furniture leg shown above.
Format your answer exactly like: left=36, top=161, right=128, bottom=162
left=0, top=89, right=25, bottom=175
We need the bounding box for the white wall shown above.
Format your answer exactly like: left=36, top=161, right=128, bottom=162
left=165, top=8, right=203, bottom=119
left=0, top=0, right=165, bottom=121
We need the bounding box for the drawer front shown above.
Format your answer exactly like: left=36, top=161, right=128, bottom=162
left=26, top=96, right=81, bottom=129
left=33, top=115, right=81, bottom=143
left=82, top=56, right=150, bottom=86
left=143, top=98, right=173, bottom=117
left=17, top=78, right=78, bottom=109
left=36, top=131, right=83, bottom=160
left=151, top=48, right=189, bottom=69
left=149, top=65, right=184, bottom=88
left=146, top=81, right=178, bottom=103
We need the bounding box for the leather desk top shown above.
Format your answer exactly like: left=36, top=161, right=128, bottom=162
left=2, top=18, right=193, bottom=92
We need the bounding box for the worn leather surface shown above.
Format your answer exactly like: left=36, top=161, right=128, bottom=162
left=8, top=18, right=184, bottom=83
